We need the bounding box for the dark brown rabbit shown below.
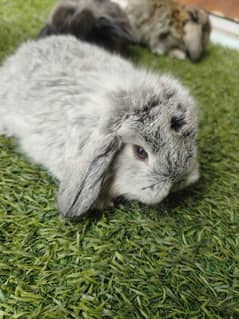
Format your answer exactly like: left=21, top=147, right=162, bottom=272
left=38, top=0, right=138, bottom=54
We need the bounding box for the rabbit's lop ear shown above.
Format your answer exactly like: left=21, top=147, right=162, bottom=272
left=58, top=131, right=120, bottom=218
left=97, top=17, right=139, bottom=45
left=183, top=7, right=208, bottom=62
left=184, top=21, right=203, bottom=62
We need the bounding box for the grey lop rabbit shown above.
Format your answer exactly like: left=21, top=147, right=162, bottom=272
left=113, top=0, right=211, bottom=61
left=38, top=0, right=138, bottom=54
left=0, top=35, right=199, bottom=218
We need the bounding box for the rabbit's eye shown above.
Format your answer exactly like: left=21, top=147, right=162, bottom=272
left=159, top=32, right=169, bottom=40
left=133, top=145, right=148, bottom=161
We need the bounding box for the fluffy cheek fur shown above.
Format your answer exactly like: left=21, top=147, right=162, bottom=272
left=108, top=144, right=172, bottom=205
left=171, top=158, right=200, bottom=192
left=108, top=145, right=199, bottom=206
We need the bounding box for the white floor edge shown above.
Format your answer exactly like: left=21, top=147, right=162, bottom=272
left=210, top=15, right=239, bottom=50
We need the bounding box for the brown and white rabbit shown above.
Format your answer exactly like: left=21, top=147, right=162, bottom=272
left=0, top=35, right=199, bottom=218
left=38, top=0, right=138, bottom=54
left=113, top=0, right=211, bottom=61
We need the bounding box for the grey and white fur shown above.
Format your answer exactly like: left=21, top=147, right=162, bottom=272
left=38, top=0, right=138, bottom=54
left=113, top=0, right=211, bottom=61
left=0, top=35, right=199, bottom=217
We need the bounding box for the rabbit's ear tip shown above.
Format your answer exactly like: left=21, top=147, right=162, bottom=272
left=57, top=191, right=80, bottom=218
left=57, top=189, right=96, bottom=218
left=57, top=187, right=70, bottom=217
left=57, top=183, right=83, bottom=218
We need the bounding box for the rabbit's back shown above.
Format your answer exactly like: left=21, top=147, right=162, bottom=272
left=0, top=35, right=131, bottom=100
left=0, top=35, right=135, bottom=122
left=0, top=36, right=134, bottom=178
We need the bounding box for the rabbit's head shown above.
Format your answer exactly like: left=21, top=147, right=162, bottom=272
left=58, top=75, right=199, bottom=218
left=183, top=5, right=211, bottom=61
left=155, top=4, right=211, bottom=61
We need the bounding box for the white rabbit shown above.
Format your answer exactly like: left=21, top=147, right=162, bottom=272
left=0, top=35, right=199, bottom=217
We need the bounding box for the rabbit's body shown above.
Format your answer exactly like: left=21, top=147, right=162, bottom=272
left=113, top=0, right=211, bottom=61
left=38, top=0, right=138, bottom=54
left=0, top=36, right=131, bottom=178
left=0, top=36, right=199, bottom=217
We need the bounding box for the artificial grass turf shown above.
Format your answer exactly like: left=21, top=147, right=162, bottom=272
left=0, top=1, right=239, bottom=319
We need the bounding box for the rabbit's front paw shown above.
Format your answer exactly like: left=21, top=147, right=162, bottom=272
left=169, top=49, right=186, bottom=60
left=96, top=198, right=115, bottom=210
